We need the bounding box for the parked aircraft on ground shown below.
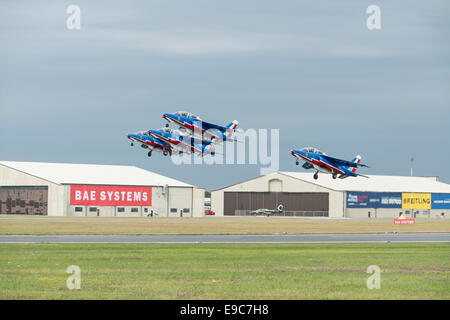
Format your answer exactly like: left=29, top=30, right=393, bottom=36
left=249, top=204, right=284, bottom=216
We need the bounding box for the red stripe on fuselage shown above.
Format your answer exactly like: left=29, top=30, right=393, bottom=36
left=149, top=131, right=202, bottom=154
left=130, top=136, right=164, bottom=150
left=291, top=151, right=346, bottom=175
left=164, top=114, right=220, bottom=140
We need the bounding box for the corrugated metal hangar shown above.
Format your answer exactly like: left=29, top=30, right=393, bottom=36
left=0, top=161, right=204, bottom=217
left=211, top=172, right=450, bottom=218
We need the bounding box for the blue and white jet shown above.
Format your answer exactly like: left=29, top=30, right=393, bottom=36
left=127, top=131, right=172, bottom=157
left=163, top=111, right=238, bottom=143
left=290, top=147, right=370, bottom=180
left=147, top=127, right=217, bottom=156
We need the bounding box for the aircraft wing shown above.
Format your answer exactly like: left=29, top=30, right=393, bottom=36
left=148, top=137, right=171, bottom=151
left=159, top=140, right=172, bottom=150
left=169, top=139, right=201, bottom=155
left=193, top=119, right=227, bottom=132
left=321, top=155, right=370, bottom=168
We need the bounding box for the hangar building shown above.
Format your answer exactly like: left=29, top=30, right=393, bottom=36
left=211, top=171, right=450, bottom=218
left=0, top=161, right=204, bottom=217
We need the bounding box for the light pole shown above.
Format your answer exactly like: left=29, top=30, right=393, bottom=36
left=410, top=157, right=414, bottom=177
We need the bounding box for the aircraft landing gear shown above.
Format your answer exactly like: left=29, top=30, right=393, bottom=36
left=131, top=142, right=134, bottom=146
left=148, top=151, right=152, bottom=157
left=313, top=172, right=319, bottom=180
left=165, top=123, right=169, bottom=128
left=296, top=160, right=299, bottom=166
left=332, top=173, right=337, bottom=179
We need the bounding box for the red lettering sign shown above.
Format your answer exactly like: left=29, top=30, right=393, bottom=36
left=393, top=219, right=415, bottom=225
left=70, top=185, right=152, bottom=206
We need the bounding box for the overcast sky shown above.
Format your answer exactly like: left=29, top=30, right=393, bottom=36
left=1, top=1, right=449, bottom=190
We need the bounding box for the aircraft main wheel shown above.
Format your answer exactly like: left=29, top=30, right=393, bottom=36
left=131, top=142, right=134, bottom=146
left=148, top=151, right=152, bottom=157
left=332, top=173, right=337, bottom=179
left=165, top=123, right=169, bottom=128
left=163, top=150, right=168, bottom=156
left=314, top=173, right=318, bottom=180
left=296, top=161, right=299, bottom=165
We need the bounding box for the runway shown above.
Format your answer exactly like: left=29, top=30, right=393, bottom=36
left=0, top=216, right=376, bottom=221
left=0, top=233, right=449, bottom=243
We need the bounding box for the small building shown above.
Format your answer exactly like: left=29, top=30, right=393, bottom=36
left=0, top=161, right=204, bottom=217
left=211, top=172, right=450, bottom=218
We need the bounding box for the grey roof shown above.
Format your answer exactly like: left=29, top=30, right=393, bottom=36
left=0, top=161, right=193, bottom=187
left=280, top=172, right=450, bottom=193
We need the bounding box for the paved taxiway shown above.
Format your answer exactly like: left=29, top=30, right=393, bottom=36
left=0, top=233, right=449, bottom=243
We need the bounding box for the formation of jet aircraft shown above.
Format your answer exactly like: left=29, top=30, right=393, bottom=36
left=290, top=147, right=370, bottom=180
left=127, top=110, right=371, bottom=182
left=127, top=112, right=239, bottom=157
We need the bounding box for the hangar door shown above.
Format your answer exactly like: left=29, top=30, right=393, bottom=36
left=224, top=192, right=329, bottom=217
left=0, top=186, right=48, bottom=215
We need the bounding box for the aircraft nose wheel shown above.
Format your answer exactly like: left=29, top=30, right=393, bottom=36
left=296, top=160, right=299, bottom=165
left=313, top=173, right=318, bottom=180
left=148, top=151, right=152, bottom=157
left=165, top=123, right=169, bottom=128
left=332, top=173, right=337, bottom=179
left=131, top=142, right=134, bottom=146
left=163, top=150, right=168, bottom=156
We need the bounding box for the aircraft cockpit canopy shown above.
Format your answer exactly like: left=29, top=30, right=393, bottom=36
left=136, top=130, right=149, bottom=136
left=158, top=127, right=185, bottom=136
left=173, top=111, right=201, bottom=120
left=301, top=147, right=326, bottom=155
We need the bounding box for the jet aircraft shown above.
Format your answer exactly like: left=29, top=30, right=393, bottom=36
left=290, top=147, right=370, bottom=180
left=147, top=127, right=216, bottom=156
left=249, top=204, right=284, bottom=216
left=163, top=111, right=238, bottom=143
left=127, top=131, right=171, bottom=157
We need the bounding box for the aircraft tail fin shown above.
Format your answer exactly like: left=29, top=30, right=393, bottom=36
left=225, top=120, right=239, bottom=138
left=348, top=155, right=361, bottom=173
left=276, top=204, right=284, bottom=212
left=226, top=120, right=239, bottom=130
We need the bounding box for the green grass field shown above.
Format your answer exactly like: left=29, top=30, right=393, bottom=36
left=1, top=216, right=449, bottom=235
left=0, top=243, right=448, bottom=299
